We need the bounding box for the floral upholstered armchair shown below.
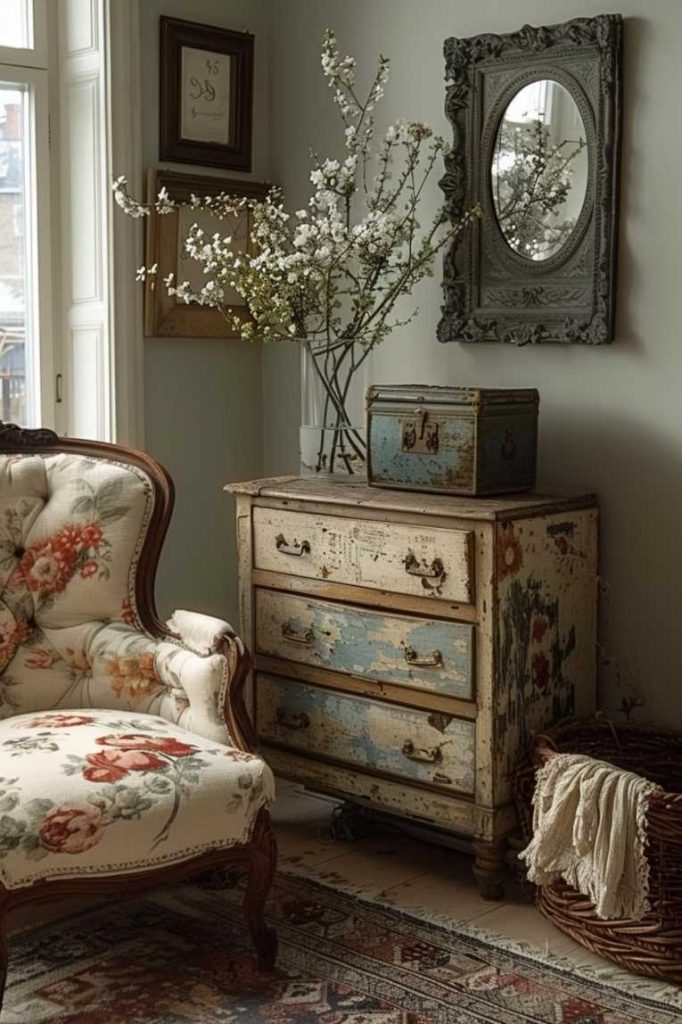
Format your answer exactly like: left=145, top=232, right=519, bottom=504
left=0, top=422, right=277, bottom=1004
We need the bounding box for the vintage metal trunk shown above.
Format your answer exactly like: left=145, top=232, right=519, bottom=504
left=367, top=385, right=539, bottom=496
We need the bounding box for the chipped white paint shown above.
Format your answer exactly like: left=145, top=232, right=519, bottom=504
left=265, top=746, right=477, bottom=833
left=235, top=493, right=255, bottom=717
left=493, top=509, right=599, bottom=804
left=229, top=477, right=598, bottom=864
left=226, top=476, right=596, bottom=523
left=252, top=507, right=474, bottom=603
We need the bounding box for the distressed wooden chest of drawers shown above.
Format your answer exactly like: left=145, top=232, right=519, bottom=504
left=225, top=476, right=598, bottom=898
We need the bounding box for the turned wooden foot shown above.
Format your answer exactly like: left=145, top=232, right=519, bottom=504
left=243, top=810, right=279, bottom=971
left=472, top=837, right=506, bottom=900
left=0, top=908, right=8, bottom=1012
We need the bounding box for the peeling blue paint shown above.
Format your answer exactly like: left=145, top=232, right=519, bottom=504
left=368, top=393, right=538, bottom=495
left=258, top=674, right=476, bottom=794
left=257, top=591, right=474, bottom=699
left=369, top=412, right=475, bottom=491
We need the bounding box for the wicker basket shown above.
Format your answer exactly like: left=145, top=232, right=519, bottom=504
left=514, top=719, right=682, bottom=983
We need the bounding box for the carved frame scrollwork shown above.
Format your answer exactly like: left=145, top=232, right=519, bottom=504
left=438, top=14, right=623, bottom=346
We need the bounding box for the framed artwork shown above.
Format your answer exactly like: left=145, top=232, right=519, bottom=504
left=159, top=16, right=254, bottom=171
left=143, top=170, right=270, bottom=339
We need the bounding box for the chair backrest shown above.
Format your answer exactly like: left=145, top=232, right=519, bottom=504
left=0, top=422, right=174, bottom=717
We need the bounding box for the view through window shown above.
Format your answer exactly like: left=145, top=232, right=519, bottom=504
left=0, top=0, right=43, bottom=427
left=0, top=81, right=34, bottom=424
left=3, top=1, right=32, bottom=51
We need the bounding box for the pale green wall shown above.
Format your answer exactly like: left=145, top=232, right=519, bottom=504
left=139, top=0, right=682, bottom=726
left=140, top=0, right=269, bottom=624
left=264, top=0, right=682, bottom=728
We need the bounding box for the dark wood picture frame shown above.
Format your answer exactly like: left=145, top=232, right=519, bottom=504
left=438, top=14, right=623, bottom=346
left=160, top=16, right=254, bottom=171
left=144, top=169, right=271, bottom=338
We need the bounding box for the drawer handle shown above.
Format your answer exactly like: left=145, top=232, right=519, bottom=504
left=404, top=646, right=443, bottom=668
left=276, top=708, right=311, bottom=731
left=403, top=552, right=447, bottom=591
left=275, top=533, right=311, bottom=557
left=402, top=739, right=443, bottom=765
left=282, top=622, right=315, bottom=646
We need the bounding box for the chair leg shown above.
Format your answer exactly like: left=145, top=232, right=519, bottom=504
left=0, top=895, right=8, bottom=1013
left=243, top=809, right=278, bottom=971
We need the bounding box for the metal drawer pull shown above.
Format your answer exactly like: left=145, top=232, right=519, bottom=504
left=276, top=708, right=311, bottom=731
left=402, top=739, right=443, bottom=765
left=404, top=646, right=443, bottom=668
left=282, top=622, right=315, bottom=646
left=275, top=533, right=311, bottom=557
left=403, top=552, right=447, bottom=591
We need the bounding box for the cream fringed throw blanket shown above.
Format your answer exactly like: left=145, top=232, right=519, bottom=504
left=519, top=752, right=662, bottom=920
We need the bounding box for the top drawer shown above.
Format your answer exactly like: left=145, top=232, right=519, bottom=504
left=253, top=507, right=474, bottom=603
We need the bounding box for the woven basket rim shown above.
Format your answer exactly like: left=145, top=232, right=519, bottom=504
left=528, top=716, right=682, bottom=802
left=515, top=715, right=682, bottom=984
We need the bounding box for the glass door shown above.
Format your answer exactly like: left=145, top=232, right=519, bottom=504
left=0, top=1, right=54, bottom=429
left=0, top=80, right=38, bottom=425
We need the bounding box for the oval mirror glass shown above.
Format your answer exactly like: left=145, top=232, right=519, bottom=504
left=491, top=79, right=588, bottom=262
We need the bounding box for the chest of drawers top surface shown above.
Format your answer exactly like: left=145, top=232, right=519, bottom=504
left=225, top=475, right=597, bottom=521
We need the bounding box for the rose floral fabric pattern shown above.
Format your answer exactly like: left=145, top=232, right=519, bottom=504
left=0, top=452, right=154, bottom=710
left=0, top=452, right=274, bottom=890
left=0, top=454, right=153, bottom=629
left=0, top=455, right=234, bottom=745
left=0, top=709, right=274, bottom=888
left=0, top=619, right=235, bottom=744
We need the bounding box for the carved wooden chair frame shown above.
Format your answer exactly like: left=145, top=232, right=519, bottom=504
left=0, top=422, right=278, bottom=1004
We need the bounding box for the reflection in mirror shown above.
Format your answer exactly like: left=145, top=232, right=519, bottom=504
left=491, top=80, right=588, bottom=261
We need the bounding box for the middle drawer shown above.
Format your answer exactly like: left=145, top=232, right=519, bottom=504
left=255, top=588, right=474, bottom=701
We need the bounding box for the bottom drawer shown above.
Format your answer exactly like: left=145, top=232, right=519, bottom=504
left=264, top=747, right=476, bottom=835
left=256, top=673, right=475, bottom=795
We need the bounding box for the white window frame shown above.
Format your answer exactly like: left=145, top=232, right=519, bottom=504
left=56, top=0, right=143, bottom=444
left=105, top=0, right=144, bottom=447
left=0, top=0, right=47, bottom=70
left=0, top=0, right=144, bottom=440
left=0, top=0, right=57, bottom=430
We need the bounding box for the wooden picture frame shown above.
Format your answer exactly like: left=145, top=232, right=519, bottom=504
left=143, top=170, right=270, bottom=339
left=159, top=16, right=254, bottom=171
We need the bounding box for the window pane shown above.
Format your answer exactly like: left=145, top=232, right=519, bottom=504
left=0, top=1, right=32, bottom=50
left=0, top=83, right=35, bottom=426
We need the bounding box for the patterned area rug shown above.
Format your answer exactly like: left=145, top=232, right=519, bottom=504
left=2, top=872, right=679, bottom=1023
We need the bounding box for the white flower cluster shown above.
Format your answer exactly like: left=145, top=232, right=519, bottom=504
left=319, top=27, right=388, bottom=157
left=112, top=176, right=150, bottom=219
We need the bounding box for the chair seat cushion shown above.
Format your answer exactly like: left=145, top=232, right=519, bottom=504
left=0, top=709, right=275, bottom=889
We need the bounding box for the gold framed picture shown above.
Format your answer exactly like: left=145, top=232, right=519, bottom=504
left=143, top=169, right=270, bottom=338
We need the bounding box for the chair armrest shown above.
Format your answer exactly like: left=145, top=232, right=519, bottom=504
left=167, top=609, right=237, bottom=656
left=165, top=609, right=255, bottom=752
left=79, top=615, right=255, bottom=749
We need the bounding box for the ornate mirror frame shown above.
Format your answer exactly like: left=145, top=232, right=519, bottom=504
left=438, top=15, right=623, bottom=346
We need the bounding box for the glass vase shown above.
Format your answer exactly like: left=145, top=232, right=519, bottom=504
left=300, top=338, right=372, bottom=480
